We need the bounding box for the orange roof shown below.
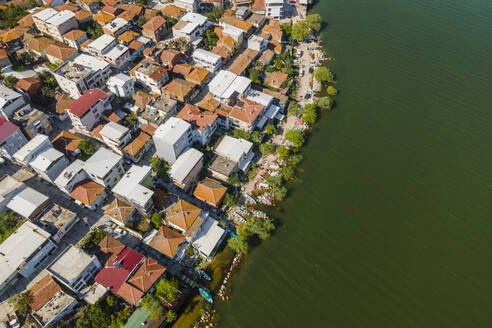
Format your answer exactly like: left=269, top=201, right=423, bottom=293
left=193, top=178, right=227, bottom=207
left=128, top=40, right=144, bottom=51
left=75, top=10, right=92, bottom=22
left=258, top=49, right=274, bottom=65
left=17, top=14, right=35, bottom=27
left=132, top=90, right=151, bottom=109
left=162, top=4, right=185, bottom=19
left=139, top=123, right=156, bottom=136
left=117, top=9, right=137, bottom=22
left=55, top=93, right=75, bottom=114
left=211, top=44, right=233, bottom=61
left=148, top=225, right=186, bottom=258
left=117, top=30, right=138, bottom=43
left=160, top=49, right=182, bottom=68
left=227, top=48, right=258, bottom=75
left=98, top=235, right=125, bottom=266
left=234, top=19, right=254, bottom=32
left=101, top=5, right=122, bottom=15
left=51, top=130, right=83, bottom=155
left=104, top=198, right=135, bottom=224
left=117, top=4, right=142, bottom=16
left=25, top=37, right=55, bottom=53
left=63, top=29, right=87, bottom=41
left=94, top=11, right=115, bottom=25
left=54, top=3, right=79, bottom=11
left=172, top=63, right=193, bottom=76
left=14, top=77, right=40, bottom=92
left=166, top=199, right=201, bottom=232
left=70, top=180, right=105, bottom=206
left=184, top=67, right=209, bottom=85
left=80, top=38, right=93, bottom=50
left=229, top=97, right=264, bottom=124
left=263, top=23, right=283, bottom=42
left=0, top=27, right=27, bottom=43
left=144, top=8, right=159, bottom=19
left=45, top=44, right=77, bottom=61
left=197, top=93, right=219, bottom=112
left=104, top=110, right=122, bottom=123
left=90, top=122, right=105, bottom=139
left=264, top=71, right=288, bottom=89
left=126, top=257, right=165, bottom=292
left=122, top=130, right=151, bottom=156
left=117, top=282, right=144, bottom=305
left=176, top=104, right=218, bottom=131
left=28, top=275, right=62, bottom=312
left=251, top=0, right=265, bottom=11
left=0, top=49, right=8, bottom=61
left=142, top=15, right=166, bottom=32
left=162, top=78, right=196, bottom=102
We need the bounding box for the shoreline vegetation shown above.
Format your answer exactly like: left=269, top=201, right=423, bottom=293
left=178, top=6, right=337, bottom=328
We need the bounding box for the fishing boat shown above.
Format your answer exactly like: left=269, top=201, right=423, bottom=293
left=199, top=288, right=213, bottom=303
left=230, top=231, right=238, bottom=241
left=197, top=269, right=211, bottom=281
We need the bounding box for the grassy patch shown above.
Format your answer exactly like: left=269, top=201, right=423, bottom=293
left=207, top=245, right=235, bottom=292
left=172, top=295, right=204, bottom=328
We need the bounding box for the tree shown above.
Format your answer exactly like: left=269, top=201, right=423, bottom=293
left=314, top=66, right=334, bottom=83
left=203, top=29, right=218, bottom=50
left=288, top=101, right=299, bottom=116
left=265, top=124, right=277, bottom=135
left=223, top=192, right=239, bottom=207
left=302, top=104, right=318, bottom=125
left=78, top=139, right=95, bottom=155
left=141, top=295, right=163, bottom=320
left=166, top=310, right=177, bottom=323
left=150, top=157, right=169, bottom=180
left=292, top=21, right=310, bottom=41
left=280, top=166, right=295, bottom=181
left=251, top=130, right=262, bottom=144
left=306, top=14, right=322, bottom=32
left=0, top=211, right=22, bottom=243
left=85, top=21, right=104, bottom=40
left=276, top=146, right=289, bottom=160
left=281, top=22, right=293, bottom=43
left=259, top=142, right=274, bottom=155
left=317, top=96, right=333, bottom=111
left=289, top=154, right=304, bottom=166
left=156, top=278, right=179, bottom=303
left=233, top=129, right=251, bottom=140
left=9, top=292, right=29, bottom=316
left=285, top=129, right=305, bottom=148
left=227, top=173, right=240, bottom=186
left=204, top=5, right=224, bottom=22
left=124, top=112, right=137, bottom=127
left=327, top=85, right=338, bottom=96
left=150, top=213, right=163, bottom=228
left=248, top=67, right=262, bottom=85
left=80, top=229, right=106, bottom=252
left=3, top=76, right=18, bottom=89
left=137, top=16, right=147, bottom=27
left=136, top=0, right=149, bottom=5
left=271, top=185, right=288, bottom=201
left=246, top=218, right=275, bottom=240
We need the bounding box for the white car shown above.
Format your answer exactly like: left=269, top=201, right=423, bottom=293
left=296, top=49, right=303, bottom=57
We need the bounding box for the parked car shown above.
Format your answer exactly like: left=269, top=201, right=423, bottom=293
left=296, top=49, right=303, bottom=57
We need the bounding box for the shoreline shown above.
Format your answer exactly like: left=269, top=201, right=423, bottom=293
left=181, top=3, right=337, bottom=328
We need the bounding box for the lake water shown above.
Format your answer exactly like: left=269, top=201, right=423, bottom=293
left=216, top=0, right=492, bottom=326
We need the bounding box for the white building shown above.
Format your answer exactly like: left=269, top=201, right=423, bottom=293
left=265, top=0, right=285, bottom=20
left=222, top=24, right=244, bottom=42
left=54, top=159, right=88, bottom=194
left=192, top=49, right=222, bottom=73
left=85, top=148, right=124, bottom=188
left=73, top=53, right=112, bottom=82
left=7, top=187, right=50, bottom=220
left=208, top=70, right=252, bottom=101
left=48, top=246, right=102, bottom=294
left=112, top=165, right=154, bottom=214
left=13, top=134, right=51, bottom=165
left=248, top=34, right=268, bottom=52
left=103, top=18, right=129, bottom=37
left=32, top=9, right=79, bottom=42
left=173, top=0, right=199, bottom=12
left=134, top=62, right=169, bottom=95
left=0, top=118, right=28, bottom=160
left=0, top=85, right=26, bottom=119
left=99, top=121, right=132, bottom=152
left=169, top=148, right=203, bottom=191
left=172, top=12, right=210, bottom=43
left=0, top=175, right=24, bottom=213
left=191, top=216, right=226, bottom=260
left=107, top=73, right=134, bottom=98
left=29, top=147, right=69, bottom=184
left=215, top=135, right=254, bottom=172
left=103, top=44, right=130, bottom=69
left=0, top=222, right=57, bottom=295
left=87, top=34, right=117, bottom=56
left=67, top=88, right=110, bottom=131
left=38, top=204, right=79, bottom=243
left=153, top=117, right=193, bottom=163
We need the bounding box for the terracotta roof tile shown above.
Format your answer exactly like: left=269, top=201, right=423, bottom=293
left=165, top=199, right=201, bottom=232
left=160, top=49, right=182, bottom=68
left=122, top=130, right=151, bottom=156
left=94, top=10, right=115, bottom=25
left=197, top=93, right=219, bottom=112
left=139, top=123, right=157, bottom=136
left=126, top=257, right=165, bottom=293
left=25, top=37, right=55, bottom=53
left=172, top=63, right=193, bottom=76
left=63, top=29, right=87, bottom=41
left=116, top=282, right=144, bottom=305
left=176, top=104, right=217, bottom=131
left=142, top=15, right=166, bottom=32
left=161, top=78, right=196, bottom=102
left=28, top=275, right=62, bottom=312
left=104, top=198, right=135, bottom=224
left=70, top=179, right=105, bottom=206
left=75, top=10, right=92, bottom=22
left=45, top=44, right=78, bottom=61
left=117, top=30, right=139, bottom=43
left=51, top=130, right=84, bottom=155
left=251, top=0, right=265, bottom=11
left=264, top=71, right=288, bottom=89
left=193, top=178, right=227, bottom=207
left=161, top=4, right=185, bottom=19
left=227, top=48, right=258, bottom=75
left=148, top=226, right=186, bottom=258
left=184, top=67, right=209, bottom=85
left=98, top=235, right=125, bottom=266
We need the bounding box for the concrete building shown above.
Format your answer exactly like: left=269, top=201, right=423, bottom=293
left=0, top=222, right=57, bottom=295
left=29, top=147, right=69, bottom=184
left=173, top=0, right=199, bottom=12
left=0, top=175, right=24, bottom=213
left=107, top=73, right=134, bottom=98
left=248, top=34, right=268, bottom=52
left=100, top=121, right=132, bottom=152
left=32, top=9, right=79, bottom=42
left=67, top=89, right=110, bottom=131
left=103, top=18, right=129, bottom=37
left=172, top=12, right=210, bottom=43
left=169, top=148, right=203, bottom=191
left=153, top=117, right=193, bottom=163
left=265, top=0, right=285, bottom=19
left=87, top=34, right=117, bottom=56
left=103, top=44, right=130, bottom=69
left=208, top=70, right=252, bottom=102
left=135, top=62, right=169, bottom=95
left=138, top=96, right=178, bottom=127
left=13, top=134, right=51, bottom=165
left=48, top=246, right=102, bottom=293
left=192, top=49, right=222, bottom=73
left=12, top=106, right=53, bottom=139
left=142, top=16, right=167, bottom=42
left=7, top=187, right=50, bottom=220
left=0, top=118, right=28, bottom=161
left=112, top=165, right=155, bottom=214
left=38, top=204, right=79, bottom=243
left=85, top=148, right=124, bottom=188
left=176, top=104, right=218, bottom=146
left=0, top=85, right=26, bottom=119
left=54, top=159, right=88, bottom=194
left=190, top=216, right=226, bottom=261
left=214, top=135, right=254, bottom=172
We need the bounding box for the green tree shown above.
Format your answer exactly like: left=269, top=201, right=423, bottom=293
left=85, top=21, right=103, bottom=40
left=288, top=101, right=299, bottom=116
left=150, top=157, right=169, bottom=180
left=3, top=76, right=18, bottom=89
left=233, top=129, right=251, bottom=140
left=289, top=154, right=303, bottom=166
left=327, top=85, right=338, bottom=96
left=276, top=146, right=289, bottom=160
left=281, top=22, right=293, bottom=43
left=259, top=142, right=274, bottom=155
left=78, top=139, right=95, bottom=155
left=246, top=218, right=275, bottom=240
left=124, top=112, right=137, bottom=127
left=306, top=14, right=322, bottom=32
left=204, top=5, right=224, bottom=22
left=314, top=66, right=334, bottom=83
left=265, top=124, right=277, bottom=135
left=251, top=130, right=262, bottom=144
left=166, top=310, right=177, bottom=323
left=271, top=185, right=288, bottom=201
left=0, top=211, right=22, bottom=243
left=227, top=173, right=240, bottom=186
left=137, top=16, right=147, bottom=27
left=285, top=129, right=305, bottom=148
left=223, top=192, right=239, bottom=207
left=150, top=213, right=163, bottom=228
left=292, top=21, right=310, bottom=41
left=317, top=96, right=333, bottom=111
left=155, top=278, right=179, bottom=303
left=9, top=292, right=30, bottom=316
left=302, top=104, right=318, bottom=125
left=111, top=307, right=131, bottom=328
left=79, top=229, right=106, bottom=252
left=203, top=29, right=218, bottom=50
left=136, top=0, right=149, bottom=5
left=141, top=295, right=163, bottom=320
left=248, top=67, right=262, bottom=84
left=280, top=166, right=295, bottom=181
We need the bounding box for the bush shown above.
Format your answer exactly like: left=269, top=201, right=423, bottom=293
left=3, top=76, right=18, bottom=89
left=80, top=229, right=106, bottom=252
left=265, top=124, right=277, bottom=135
left=233, top=129, right=251, bottom=141
left=9, top=292, right=29, bottom=316
left=314, top=67, right=334, bottom=83
left=276, top=146, right=289, bottom=160
left=259, top=142, right=274, bottom=155
left=204, top=5, right=224, bottom=22
left=302, top=104, right=318, bottom=125
left=288, top=102, right=299, bottom=116
left=327, top=85, right=338, bottom=96
left=155, top=278, right=179, bottom=303
left=78, top=139, right=96, bottom=155
left=0, top=211, right=23, bottom=243
left=141, top=295, right=163, bottom=320
left=285, top=129, right=305, bottom=148
left=317, top=96, right=333, bottom=111
left=150, top=213, right=163, bottom=228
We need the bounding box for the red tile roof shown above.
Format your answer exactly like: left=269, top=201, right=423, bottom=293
left=28, top=275, right=62, bottom=311
left=0, top=118, right=19, bottom=143
left=70, top=180, right=105, bottom=206
left=113, top=247, right=144, bottom=272
left=68, top=89, right=107, bottom=117
left=117, top=282, right=144, bottom=305
left=176, top=104, right=218, bottom=131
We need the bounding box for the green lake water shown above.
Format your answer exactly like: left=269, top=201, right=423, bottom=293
left=216, top=0, right=492, bottom=327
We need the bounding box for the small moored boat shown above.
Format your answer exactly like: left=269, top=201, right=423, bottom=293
left=199, top=288, right=213, bottom=303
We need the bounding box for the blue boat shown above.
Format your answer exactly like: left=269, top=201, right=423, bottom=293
left=230, top=231, right=238, bottom=241
left=233, top=212, right=246, bottom=222
left=199, top=288, right=213, bottom=303
left=197, top=269, right=211, bottom=281
left=245, top=194, right=257, bottom=204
